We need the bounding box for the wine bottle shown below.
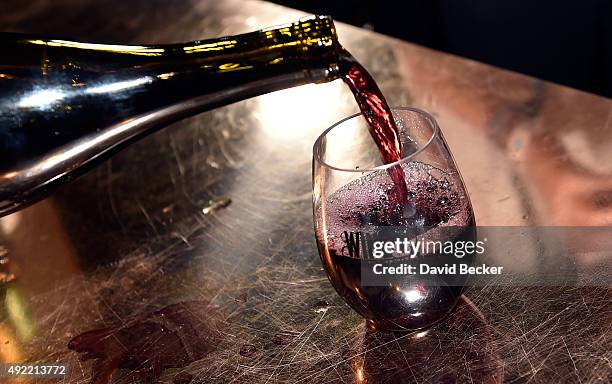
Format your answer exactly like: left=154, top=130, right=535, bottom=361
left=0, top=15, right=341, bottom=216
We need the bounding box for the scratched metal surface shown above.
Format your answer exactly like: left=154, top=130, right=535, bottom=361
left=0, top=0, right=611, bottom=383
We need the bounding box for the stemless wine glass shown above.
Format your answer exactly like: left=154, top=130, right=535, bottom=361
left=313, top=107, right=475, bottom=332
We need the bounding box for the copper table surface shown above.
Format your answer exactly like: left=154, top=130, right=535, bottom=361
left=0, top=0, right=611, bottom=383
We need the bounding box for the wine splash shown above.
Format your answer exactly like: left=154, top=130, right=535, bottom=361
left=339, top=49, right=402, bottom=165
left=338, top=49, right=410, bottom=211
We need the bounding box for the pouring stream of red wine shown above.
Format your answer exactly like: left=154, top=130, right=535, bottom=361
left=339, top=49, right=410, bottom=214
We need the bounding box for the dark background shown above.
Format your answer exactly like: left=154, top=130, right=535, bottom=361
left=272, top=0, right=612, bottom=98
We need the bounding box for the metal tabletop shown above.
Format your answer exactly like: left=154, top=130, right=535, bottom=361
left=0, top=0, right=610, bottom=383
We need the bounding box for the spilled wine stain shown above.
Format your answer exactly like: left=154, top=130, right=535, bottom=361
left=311, top=300, right=330, bottom=313
left=239, top=343, right=258, bottom=357
left=68, top=300, right=224, bottom=384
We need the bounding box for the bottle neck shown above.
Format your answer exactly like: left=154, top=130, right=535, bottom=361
left=0, top=15, right=342, bottom=216
left=160, top=14, right=342, bottom=83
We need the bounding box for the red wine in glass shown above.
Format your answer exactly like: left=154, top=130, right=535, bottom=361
left=315, top=162, right=475, bottom=331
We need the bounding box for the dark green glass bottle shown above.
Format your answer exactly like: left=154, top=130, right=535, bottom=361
left=0, top=15, right=341, bottom=215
